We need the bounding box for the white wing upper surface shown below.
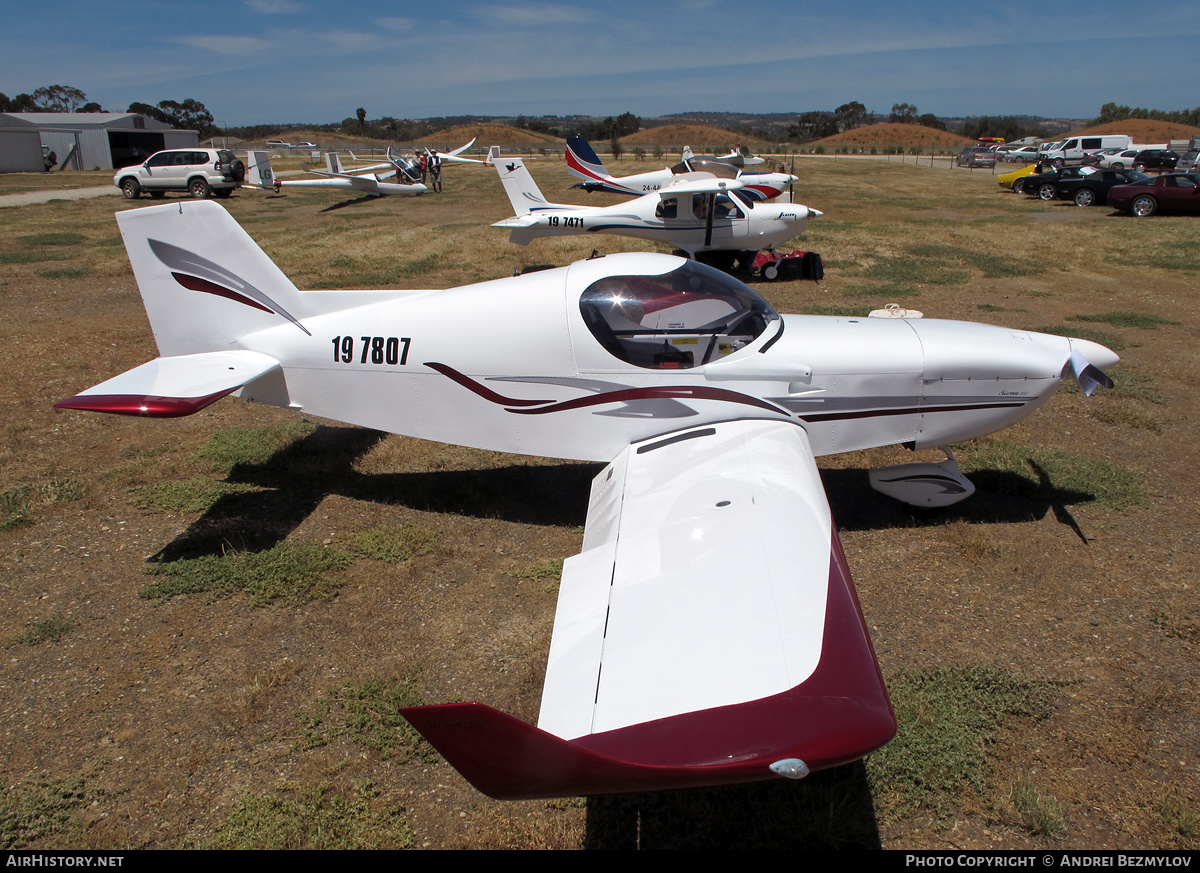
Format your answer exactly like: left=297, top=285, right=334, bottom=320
left=539, top=419, right=834, bottom=740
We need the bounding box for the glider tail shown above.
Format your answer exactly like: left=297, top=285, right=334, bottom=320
left=565, top=135, right=613, bottom=184
left=245, top=151, right=277, bottom=191
left=116, top=200, right=310, bottom=358
left=324, top=152, right=342, bottom=174
left=491, top=148, right=550, bottom=216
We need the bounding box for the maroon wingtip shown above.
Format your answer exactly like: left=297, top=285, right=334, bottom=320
left=53, top=389, right=235, bottom=418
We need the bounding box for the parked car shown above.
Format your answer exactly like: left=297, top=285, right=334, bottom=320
left=265, top=139, right=291, bottom=148
left=956, top=147, right=996, bottom=168
left=1108, top=173, right=1200, bottom=216
left=113, top=148, right=246, bottom=199
left=1003, top=145, right=1041, bottom=163
left=293, top=141, right=318, bottom=149
left=1131, top=150, right=1180, bottom=172
left=1021, top=165, right=1099, bottom=200
left=1038, top=135, right=1133, bottom=166
left=1053, top=169, right=1149, bottom=207
left=1096, top=148, right=1142, bottom=169
left=998, top=164, right=1037, bottom=192
left=1177, top=149, right=1200, bottom=173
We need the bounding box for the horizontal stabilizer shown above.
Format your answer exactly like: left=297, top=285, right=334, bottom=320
left=54, top=350, right=280, bottom=417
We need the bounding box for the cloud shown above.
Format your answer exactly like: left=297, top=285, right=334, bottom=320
left=244, top=0, right=305, bottom=13
left=173, top=35, right=275, bottom=55
left=470, top=3, right=595, bottom=27
left=376, top=17, right=415, bottom=32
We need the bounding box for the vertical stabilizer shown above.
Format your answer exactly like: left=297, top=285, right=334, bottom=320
left=565, top=135, right=613, bottom=183
left=116, top=201, right=310, bottom=357
left=492, top=152, right=551, bottom=216
left=245, top=151, right=275, bottom=189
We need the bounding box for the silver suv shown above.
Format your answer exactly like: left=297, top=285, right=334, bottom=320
left=114, top=148, right=246, bottom=199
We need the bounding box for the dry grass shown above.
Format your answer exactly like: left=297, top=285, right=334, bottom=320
left=1, top=152, right=1197, bottom=849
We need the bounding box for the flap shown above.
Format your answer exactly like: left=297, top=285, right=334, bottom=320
left=538, top=419, right=835, bottom=739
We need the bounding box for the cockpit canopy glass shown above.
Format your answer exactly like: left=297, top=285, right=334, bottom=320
left=579, top=260, right=779, bottom=369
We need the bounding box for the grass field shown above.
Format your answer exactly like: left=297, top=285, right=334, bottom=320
left=1, top=155, right=1197, bottom=849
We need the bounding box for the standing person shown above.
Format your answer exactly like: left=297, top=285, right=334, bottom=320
left=430, top=150, right=442, bottom=192
left=419, top=150, right=428, bottom=184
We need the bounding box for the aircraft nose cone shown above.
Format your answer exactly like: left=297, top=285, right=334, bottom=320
left=1068, top=336, right=1119, bottom=370
left=807, top=208, right=823, bottom=218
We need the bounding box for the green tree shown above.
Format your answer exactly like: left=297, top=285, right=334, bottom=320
left=835, top=101, right=868, bottom=133
left=356, top=107, right=367, bottom=130
left=889, top=102, right=918, bottom=123
left=916, top=113, right=946, bottom=131
left=32, top=85, right=88, bottom=112
left=788, top=111, right=837, bottom=142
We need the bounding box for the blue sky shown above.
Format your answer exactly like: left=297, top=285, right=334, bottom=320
left=4, top=1, right=1199, bottom=127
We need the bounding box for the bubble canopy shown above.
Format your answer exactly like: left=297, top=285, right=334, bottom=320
left=578, top=260, right=779, bottom=369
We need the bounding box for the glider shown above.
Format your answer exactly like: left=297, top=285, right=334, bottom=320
left=253, top=141, right=479, bottom=198
left=492, top=147, right=820, bottom=265
left=55, top=201, right=1117, bottom=799
left=566, top=136, right=793, bottom=200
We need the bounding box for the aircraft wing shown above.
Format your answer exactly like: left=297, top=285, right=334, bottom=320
left=401, top=419, right=896, bottom=799
left=660, top=173, right=746, bottom=195
left=438, top=138, right=483, bottom=164
left=308, top=171, right=384, bottom=193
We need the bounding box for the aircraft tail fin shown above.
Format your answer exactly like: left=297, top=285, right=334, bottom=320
left=492, top=150, right=550, bottom=216
left=114, top=201, right=311, bottom=359
left=324, top=152, right=342, bottom=174
left=565, top=135, right=612, bottom=184
left=245, top=151, right=276, bottom=190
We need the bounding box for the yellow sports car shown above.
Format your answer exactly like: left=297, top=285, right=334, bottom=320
left=998, top=164, right=1037, bottom=193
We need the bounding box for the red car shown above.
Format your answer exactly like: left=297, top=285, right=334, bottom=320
left=1108, top=173, right=1200, bottom=216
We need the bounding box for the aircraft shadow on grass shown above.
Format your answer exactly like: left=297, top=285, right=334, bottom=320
left=151, top=425, right=1101, bottom=563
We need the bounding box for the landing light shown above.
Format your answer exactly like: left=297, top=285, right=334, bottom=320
left=770, top=758, right=810, bottom=779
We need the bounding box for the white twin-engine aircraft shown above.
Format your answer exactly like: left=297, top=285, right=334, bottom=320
left=55, top=201, right=1117, bottom=800
left=254, top=139, right=480, bottom=197
left=566, top=135, right=795, bottom=200
left=491, top=147, right=820, bottom=259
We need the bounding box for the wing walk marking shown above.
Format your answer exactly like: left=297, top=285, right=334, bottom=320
left=636, top=427, right=717, bottom=454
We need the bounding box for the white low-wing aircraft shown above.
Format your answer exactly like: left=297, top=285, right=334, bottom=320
left=55, top=201, right=1116, bottom=799
left=492, top=147, right=820, bottom=262
left=566, top=136, right=793, bottom=200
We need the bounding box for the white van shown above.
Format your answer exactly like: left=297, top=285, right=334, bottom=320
left=1040, top=135, right=1133, bottom=165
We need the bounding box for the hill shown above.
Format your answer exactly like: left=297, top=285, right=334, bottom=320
left=408, top=123, right=562, bottom=148
left=1068, top=118, right=1200, bottom=143
left=813, top=123, right=974, bottom=149
left=619, top=124, right=773, bottom=152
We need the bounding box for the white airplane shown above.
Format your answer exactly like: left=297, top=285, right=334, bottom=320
left=259, top=139, right=481, bottom=197
left=566, top=136, right=794, bottom=200
left=492, top=147, right=820, bottom=264
left=54, top=200, right=1117, bottom=799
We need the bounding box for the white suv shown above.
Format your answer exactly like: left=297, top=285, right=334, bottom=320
left=114, top=148, right=246, bottom=200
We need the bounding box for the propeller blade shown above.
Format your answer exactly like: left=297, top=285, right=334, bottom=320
left=1070, top=349, right=1114, bottom=396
